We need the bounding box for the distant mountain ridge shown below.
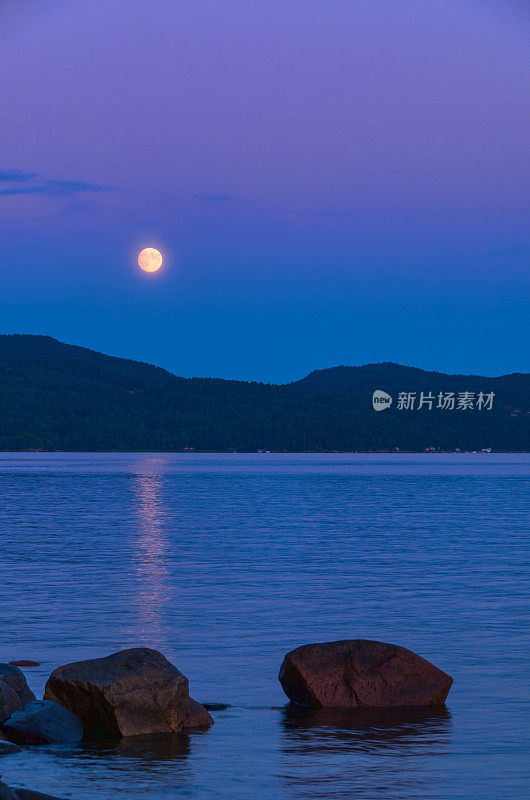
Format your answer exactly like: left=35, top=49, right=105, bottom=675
left=0, top=335, right=528, bottom=451
left=295, top=362, right=530, bottom=391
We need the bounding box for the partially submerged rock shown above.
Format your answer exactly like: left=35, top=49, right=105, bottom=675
left=0, top=665, right=36, bottom=706
left=0, top=739, right=22, bottom=755
left=8, top=662, right=40, bottom=669
left=0, top=779, right=20, bottom=800
left=0, top=779, right=47, bottom=800
left=0, top=683, right=22, bottom=726
left=3, top=700, right=83, bottom=746
left=44, top=648, right=213, bottom=738
left=279, top=639, right=453, bottom=708
left=186, top=697, right=214, bottom=729
left=10, top=789, right=66, bottom=800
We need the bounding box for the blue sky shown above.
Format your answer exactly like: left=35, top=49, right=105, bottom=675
left=0, top=0, right=528, bottom=381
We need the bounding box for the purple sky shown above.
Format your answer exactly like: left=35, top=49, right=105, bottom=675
left=0, top=0, right=529, bottom=381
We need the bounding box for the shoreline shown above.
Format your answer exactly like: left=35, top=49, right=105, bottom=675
left=2, top=449, right=529, bottom=455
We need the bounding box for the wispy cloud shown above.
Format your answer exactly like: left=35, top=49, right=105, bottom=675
left=0, top=186, right=45, bottom=196
left=0, top=169, right=37, bottom=183
left=194, top=193, right=231, bottom=202
left=0, top=169, right=112, bottom=197
left=43, top=179, right=110, bottom=196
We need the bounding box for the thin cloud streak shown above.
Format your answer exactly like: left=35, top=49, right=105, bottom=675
left=0, top=172, right=113, bottom=197
left=194, top=193, right=232, bottom=202
left=0, top=169, right=37, bottom=183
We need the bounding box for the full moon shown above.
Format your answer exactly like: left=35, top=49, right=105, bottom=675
left=138, top=247, right=163, bottom=273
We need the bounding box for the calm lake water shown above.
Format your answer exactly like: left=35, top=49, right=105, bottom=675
left=0, top=453, right=529, bottom=799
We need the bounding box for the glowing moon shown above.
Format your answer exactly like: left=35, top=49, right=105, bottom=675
left=138, top=247, right=163, bottom=273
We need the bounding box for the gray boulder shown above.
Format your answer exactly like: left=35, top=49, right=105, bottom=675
left=279, top=639, right=453, bottom=708
left=3, top=700, right=83, bottom=745
left=0, top=665, right=36, bottom=707
left=44, top=648, right=213, bottom=738
left=0, top=682, right=22, bottom=725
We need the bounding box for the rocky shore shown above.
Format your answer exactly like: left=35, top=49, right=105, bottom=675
left=0, top=649, right=212, bottom=799
left=0, top=641, right=452, bottom=798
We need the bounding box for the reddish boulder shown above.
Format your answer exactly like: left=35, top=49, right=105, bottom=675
left=279, top=639, right=453, bottom=708
left=0, top=681, right=22, bottom=725
left=44, top=648, right=212, bottom=738
left=0, top=664, right=36, bottom=706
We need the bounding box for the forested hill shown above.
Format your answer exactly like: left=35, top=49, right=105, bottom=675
left=0, top=335, right=529, bottom=452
